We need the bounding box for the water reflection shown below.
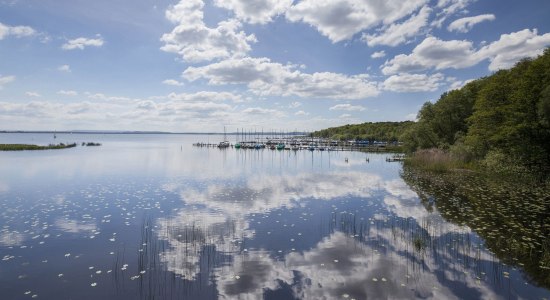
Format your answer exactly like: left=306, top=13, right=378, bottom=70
left=0, top=231, right=25, bottom=247
left=152, top=168, right=548, bottom=299
left=55, top=218, right=98, bottom=234
left=402, top=167, right=550, bottom=291
left=1, top=134, right=549, bottom=299
left=174, top=171, right=383, bottom=213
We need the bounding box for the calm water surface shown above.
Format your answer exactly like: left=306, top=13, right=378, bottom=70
left=0, top=133, right=549, bottom=299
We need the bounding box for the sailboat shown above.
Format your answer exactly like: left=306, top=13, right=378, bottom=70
left=234, top=128, right=241, bottom=149
left=217, top=126, right=230, bottom=148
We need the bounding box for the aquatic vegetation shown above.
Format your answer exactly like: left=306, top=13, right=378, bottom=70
left=0, top=143, right=77, bottom=151
left=412, top=235, right=427, bottom=252
left=404, top=148, right=473, bottom=172
left=402, top=166, right=550, bottom=288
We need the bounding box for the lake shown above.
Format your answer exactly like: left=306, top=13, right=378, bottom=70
left=0, top=133, right=549, bottom=300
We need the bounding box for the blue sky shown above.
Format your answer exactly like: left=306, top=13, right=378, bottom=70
left=1, top=0, right=549, bottom=132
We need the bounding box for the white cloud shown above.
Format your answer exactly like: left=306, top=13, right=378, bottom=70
left=162, top=79, right=184, bottom=86
left=168, top=91, right=242, bottom=102
left=285, top=0, right=428, bottom=43
left=288, top=101, right=302, bottom=108
left=0, top=22, right=35, bottom=40
left=362, top=6, right=431, bottom=47
left=0, top=74, right=15, bottom=89
left=136, top=100, right=157, bottom=111
left=478, top=28, right=550, bottom=71
left=62, top=36, right=104, bottom=50
left=84, top=92, right=141, bottom=103
left=383, top=73, right=445, bottom=92
left=183, top=57, right=379, bottom=100
left=160, top=0, right=257, bottom=62
left=0, top=101, right=108, bottom=119
left=25, top=91, right=41, bottom=97
left=432, top=0, right=475, bottom=28
left=382, top=29, right=550, bottom=74
left=295, top=110, right=309, bottom=116
left=371, top=51, right=386, bottom=58
left=382, top=36, right=477, bottom=74
left=214, top=0, right=292, bottom=24
left=57, top=90, right=78, bottom=96
left=405, top=113, right=418, bottom=121
left=329, top=104, right=366, bottom=111
left=242, top=107, right=285, bottom=117
left=448, top=14, right=495, bottom=33
left=448, top=78, right=474, bottom=90
left=57, top=64, right=71, bottom=72
left=339, top=113, right=352, bottom=118
left=0, top=98, right=235, bottom=130
left=156, top=100, right=233, bottom=113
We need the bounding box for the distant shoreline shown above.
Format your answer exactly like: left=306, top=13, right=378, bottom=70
left=0, top=131, right=309, bottom=135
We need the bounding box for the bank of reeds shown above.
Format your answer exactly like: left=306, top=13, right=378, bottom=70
left=404, top=148, right=473, bottom=172
left=0, top=143, right=77, bottom=151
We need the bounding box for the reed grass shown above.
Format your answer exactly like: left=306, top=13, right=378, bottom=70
left=404, top=148, right=473, bottom=172
left=0, top=143, right=77, bottom=151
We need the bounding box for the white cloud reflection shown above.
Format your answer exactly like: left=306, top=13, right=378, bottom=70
left=0, top=231, right=26, bottom=246
left=55, top=218, right=97, bottom=234
left=153, top=170, right=503, bottom=299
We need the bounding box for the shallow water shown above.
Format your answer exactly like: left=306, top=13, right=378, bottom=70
left=0, top=133, right=548, bottom=299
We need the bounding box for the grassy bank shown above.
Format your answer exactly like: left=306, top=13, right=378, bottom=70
left=0, top=143, right=77, bottom=151
left=404, top=148, right=474, bottom=172
left=404, top=148, right=549, bottom=184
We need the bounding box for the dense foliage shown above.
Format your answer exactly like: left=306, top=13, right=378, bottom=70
left=311, top=121, right=414, bottom=142
left=401, top=48, right=550, bottom=177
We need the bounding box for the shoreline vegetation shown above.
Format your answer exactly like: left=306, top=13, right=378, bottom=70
left=311, top=122, right=411, bottom=152
left=401, top=167, right=550, bottom=288
left=0, top=142, right=101, bottom=151
left=313, top=48, right=550, bottom=182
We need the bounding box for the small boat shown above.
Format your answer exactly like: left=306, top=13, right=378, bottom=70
left=217, top=141, right=230, bottom=148
left=276, top=143, right=285, bottom=150
left=218, top=126, right=230, bottom=148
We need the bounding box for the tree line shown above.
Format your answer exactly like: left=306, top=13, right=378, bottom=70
left=312, top=48, right=550, bottom=177
left=402, top=48, right=550, bottom=177
left=311, top=121, right=414, bottom=142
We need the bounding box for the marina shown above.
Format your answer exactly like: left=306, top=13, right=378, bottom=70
left=193, top=134, right=400, bottom=152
